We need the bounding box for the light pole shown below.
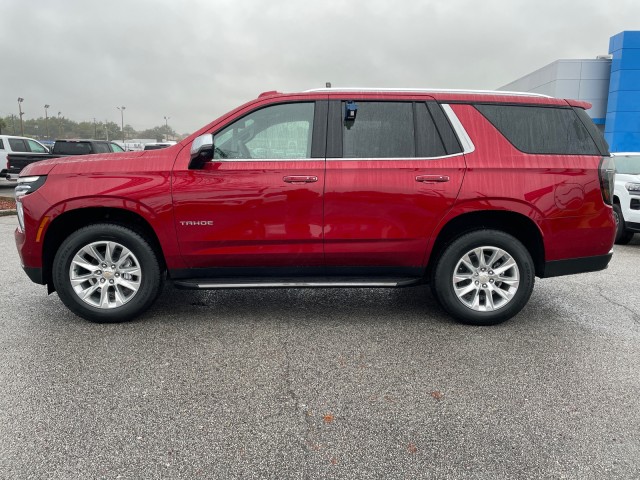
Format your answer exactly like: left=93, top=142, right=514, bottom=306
left=93, top=118, right=97, bottom=139
left=164, top=116, right=170, bottom=141
left=57, top=112, right=63, bottom=138
left=44, top=104, right=50, bottom=139
left=117, top=106, right=126, bottom=143
left=17, top=97, right=24, bottom=136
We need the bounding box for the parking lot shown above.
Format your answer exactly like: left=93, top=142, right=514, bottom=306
left=0, top=213, right=638, bottom=479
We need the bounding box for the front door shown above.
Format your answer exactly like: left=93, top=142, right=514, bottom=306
left=172, top=101, right=326, bottom=271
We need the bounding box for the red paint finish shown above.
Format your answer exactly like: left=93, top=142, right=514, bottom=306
left=15, top=89, right=616, bottom=287
left=172, top=159, right=325, bottom=268
left=323, top=157, right=465, bottom=267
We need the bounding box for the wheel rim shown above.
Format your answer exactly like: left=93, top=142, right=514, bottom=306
left=452, top=246, right=520, bottom=312
left=69, top=241, right=142, bottom=309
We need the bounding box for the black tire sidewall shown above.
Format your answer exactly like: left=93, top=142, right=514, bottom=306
left=53, top=224, right=160, bottom=323
left=613, top=204, right=633, bottom=244
left=433, top=230, right=535, bottom=326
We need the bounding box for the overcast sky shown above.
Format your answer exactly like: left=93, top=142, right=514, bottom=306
left=1, top=0, right=638, bottom=134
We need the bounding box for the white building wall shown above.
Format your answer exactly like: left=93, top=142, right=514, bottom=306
left=499, top=59, right=611, bottom=122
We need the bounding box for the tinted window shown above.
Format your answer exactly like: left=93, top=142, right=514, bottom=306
left=214, top=103, right=314, bottom=160
left=27, top=139, right=47, bottom=153
left=0, top=139, right=4, bottom=150
left=415, top=103, right=446, bottom=157
left=343, top=102, right=414, bottom=158
left=8, top=138, right=27, bottom=152
left=427, top=102, right=462, bottom=155
left=53, top=141, right=93, bottom=155
left=110, top=143, right=125, bottom=152
left=476, top=104, right=600, bottom=155
left=615, top=155, right=640, bottom=175
left=574, top=107, right=609, bottom=155
left=93, top=143, right=111, bottom=154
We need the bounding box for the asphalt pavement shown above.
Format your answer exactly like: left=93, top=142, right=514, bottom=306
left=0, top=214, right=638, bottom=479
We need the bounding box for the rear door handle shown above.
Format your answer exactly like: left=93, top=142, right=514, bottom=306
left=283, top=175, right=318, bottom=184
left=416, top=175, right=450, bottom=183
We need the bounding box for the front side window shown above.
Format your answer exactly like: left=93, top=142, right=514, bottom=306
left=343, top=102, right=415, bottom=158
left=27, top=139, right=47, bottom=153
left=8, top=138, right=27, bottom=152
left=213, top=103, right=315, bottom=160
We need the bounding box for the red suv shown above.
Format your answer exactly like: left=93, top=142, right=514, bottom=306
left=14, top=88, right=616, bottom=325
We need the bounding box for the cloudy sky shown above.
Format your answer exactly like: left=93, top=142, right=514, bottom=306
left=1, top=0, right=638, bottom=134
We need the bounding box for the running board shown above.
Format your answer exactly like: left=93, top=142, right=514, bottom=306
left=173, top=277, right=422, bottom=290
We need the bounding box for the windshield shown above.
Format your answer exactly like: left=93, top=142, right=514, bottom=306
left=615, top=155, right=640, bottom=175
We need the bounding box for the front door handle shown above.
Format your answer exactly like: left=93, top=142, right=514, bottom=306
left=416, top=174, right=450, bottom=183
left=283, top=175, right=318, bottom=184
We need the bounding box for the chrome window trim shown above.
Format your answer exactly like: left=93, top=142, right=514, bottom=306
left=326, top=153, right=465, bottom=161
left=441, top=104, right=475, bottom=155
left=209, top=157, right=319, bottom=163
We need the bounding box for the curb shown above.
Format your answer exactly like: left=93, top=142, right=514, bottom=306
left=0, top=210, right=16, bottom=216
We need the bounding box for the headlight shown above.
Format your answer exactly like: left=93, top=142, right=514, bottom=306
left=15, top=175, right=47, bottom=232
left=625, top=182, right=640, bottom=195
left=15, top=175, right=47, bottom=199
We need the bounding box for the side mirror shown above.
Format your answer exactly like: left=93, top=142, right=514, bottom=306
left=189, top=134, right=214, bottom=169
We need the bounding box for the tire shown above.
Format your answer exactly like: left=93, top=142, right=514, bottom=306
left=613, top=204, right=634, bottom=245
left=431, top=230, right=535, bottom=326
left=53, top=224, right=161, bottom=323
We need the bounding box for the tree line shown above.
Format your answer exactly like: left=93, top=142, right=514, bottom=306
left=0, top=115, right=185, bottom=142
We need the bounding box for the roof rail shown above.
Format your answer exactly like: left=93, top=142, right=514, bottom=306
left=303, top=87, right=552, bottom=98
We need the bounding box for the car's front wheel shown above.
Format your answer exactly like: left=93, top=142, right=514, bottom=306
left=431, top=230, right=535, bottom=326
left=53, top=224, right=161, bottom=323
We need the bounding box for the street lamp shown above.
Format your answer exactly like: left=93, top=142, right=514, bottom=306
left=17, top=97, right=24, bottom=136
left=164, top=116, right=170, bottom=141
left=117, top=106, right=126, bottom=143
left=44, top=104, right=50, bottom=139
left=57, top=112, right=63, bottom=138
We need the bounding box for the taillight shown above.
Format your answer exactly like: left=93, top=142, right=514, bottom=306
left=599, top=156, right=615, bottom=205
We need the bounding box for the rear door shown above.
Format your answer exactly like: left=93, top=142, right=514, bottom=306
left=172, top=100, right=327, bottom=270
left=323, top=97, right=467, bottom=270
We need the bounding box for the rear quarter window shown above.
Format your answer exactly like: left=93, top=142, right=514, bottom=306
left=475, top=104, right=600, bottom=155
left=8, top=138, right=28, bottom=152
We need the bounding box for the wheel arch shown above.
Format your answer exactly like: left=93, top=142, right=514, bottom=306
left=42, top=207, right=166, bottom=288
left=426, top=210, right=545, bottom=278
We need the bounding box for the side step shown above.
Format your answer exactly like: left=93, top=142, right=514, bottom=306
left=173, top=277, right=423, bottom=290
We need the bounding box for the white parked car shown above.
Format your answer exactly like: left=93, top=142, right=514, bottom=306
left=612, top=152, right=640, bottom=244
left=0, top=135, right=50, bottom=179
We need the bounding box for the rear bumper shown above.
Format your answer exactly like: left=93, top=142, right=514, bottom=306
left=540, top=251, right=613, bottom=278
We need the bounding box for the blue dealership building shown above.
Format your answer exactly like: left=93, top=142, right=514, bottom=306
left=500, top=31, right=640, bottom=152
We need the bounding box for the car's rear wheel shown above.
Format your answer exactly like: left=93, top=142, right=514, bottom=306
left=613, top=204, right=634, bottom=245
left=53, top=224, right=161, bottom=323
left=431, top=230, right=535, bottom=326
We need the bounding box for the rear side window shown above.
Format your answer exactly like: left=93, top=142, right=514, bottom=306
left=0, top=139, right=4, bottom=150
left=476, top=104, right=600, bottom=155
left=8, top=138, right=28, bottom=152
left=93, top=143, right=111, bottom=154
left=110, top=143, right=125, bottom=152
left=343, top=102, right=414, bottom=158
left=53, top=142, right=93, bottom=155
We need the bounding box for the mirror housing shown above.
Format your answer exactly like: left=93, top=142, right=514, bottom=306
left=189, top=134, right=214, bottom=169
